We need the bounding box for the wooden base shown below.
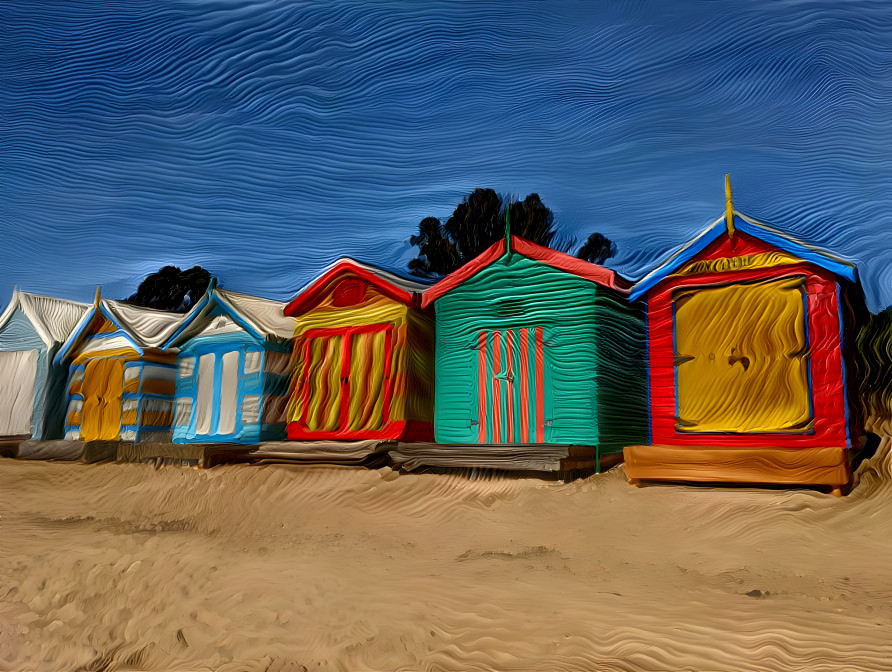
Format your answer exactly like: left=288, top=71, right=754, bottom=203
left=623, top=444, right=851, bottom=490
left=389, top=443, right=605, bottom=474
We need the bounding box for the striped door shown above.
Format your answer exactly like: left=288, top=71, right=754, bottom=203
left=295, top=325, right=394, bottom=437
left=476, top=327, right=546, bottom=444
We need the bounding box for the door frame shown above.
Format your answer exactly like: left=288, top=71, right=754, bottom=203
left=291, top=323, right=395, bottom=440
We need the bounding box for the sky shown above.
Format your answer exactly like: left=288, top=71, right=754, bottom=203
left=2, top=0, right=891, bottom=312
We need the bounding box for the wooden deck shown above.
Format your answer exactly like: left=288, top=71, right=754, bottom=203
left=623, top=444, right=852, bottom=494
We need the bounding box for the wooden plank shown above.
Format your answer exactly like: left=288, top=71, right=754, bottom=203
left=623, top=444, right=851, bottom=487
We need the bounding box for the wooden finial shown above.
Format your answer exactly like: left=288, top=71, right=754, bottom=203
left=725, top=174, right=735, bottom=237
left=94, top=285, right=101, bottom=308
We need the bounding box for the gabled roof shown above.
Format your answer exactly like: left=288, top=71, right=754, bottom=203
left=164, top=286, right=296, bottom=347
left=284, top=257, right=431, bottom=317
left=54, top=297, right=195, bottom=364
left=420, top=235, right=629, bottom=309
left=0, top=289, right=91, bottom=347
left=628, top=211, right=859, bottom=301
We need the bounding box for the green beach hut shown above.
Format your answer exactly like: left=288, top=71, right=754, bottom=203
left=420, top=235, right=647, bottom=468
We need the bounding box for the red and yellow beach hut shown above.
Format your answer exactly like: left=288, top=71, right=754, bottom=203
left=624, top=178, right=866, bottom=493
left=283, top=258, right=434, bottom=442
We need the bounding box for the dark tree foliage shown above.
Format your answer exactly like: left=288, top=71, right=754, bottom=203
left=857, top=308, right=892, bottom=426
left=410, top=189, right=606, bottom=278
left=125, top=265, right=214, bottom=313
left=577, top=232, right=617, bottom=265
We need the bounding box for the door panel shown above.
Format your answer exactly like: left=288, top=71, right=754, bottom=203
left=674, top=277, right=812, bottom=433
left=81, top=358, right=124, bottom=441
left=347, top=329, right=388, bottom=432
left=0, top=350, right=38, bottom=436
left=195, top=353, right=215, bottom=436
left=477, top=327, right=545, bottom=444
left=218, top=351, right=240, bottom=435
left=303, top=334, right=344, bottom=433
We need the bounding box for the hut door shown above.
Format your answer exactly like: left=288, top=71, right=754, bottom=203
left=674, top=277, right=812, bottom=433
left=297, top=325, right=393, bottom=437
left=81, top=358, right=125, bottom=441
left=476, top=327, right=546, bottom=444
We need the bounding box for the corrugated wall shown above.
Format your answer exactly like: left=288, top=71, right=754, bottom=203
left=593, top=287, right=648, bottom=454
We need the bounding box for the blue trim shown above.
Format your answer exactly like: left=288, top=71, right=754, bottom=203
left=836, top=283, right=851, bottom=448
left=629, top=215, right=858, bottom=301
left=122, top=424, right=171, bottom=432
left=162, top=288, right=265, bottom=349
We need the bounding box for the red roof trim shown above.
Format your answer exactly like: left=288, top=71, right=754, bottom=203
left=420, top=239, right=506, bottom=308
left=421, top=235, right=625, bottom=308
left=285, top=260, right=417, bottom=317
left=511, top=236, right=627, bottom=291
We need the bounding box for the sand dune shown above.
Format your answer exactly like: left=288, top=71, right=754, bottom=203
left=3, top=439, right=892, bottom=671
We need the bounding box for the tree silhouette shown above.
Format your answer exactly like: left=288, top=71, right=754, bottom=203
left=409, top=188, right=612, bottom=277
left=577, top=232, right=617, bottom=265
left=125, top=265, right=214, bottom=312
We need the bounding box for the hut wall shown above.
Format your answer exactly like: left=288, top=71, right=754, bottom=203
left=647, top=261, right=850, bottom=449
left=433, top=254, right=599, bottom=445
left=287, top=287, right=420, bottom=440
left=0, top=307, right=46, bottom=438
left=593, top=287, right=648, bottom=454
left=173, top=331, right=286, bottom=444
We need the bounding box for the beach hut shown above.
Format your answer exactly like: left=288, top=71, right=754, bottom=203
left=419, top=234, right=648, bottom=468
left=163, top=285, right=295, bottom=444
left=55, top=291, right=191, bottom=443
left=0, top=290, right=90, bottom=444
left=624, top=177, right=866, bottom=493
left=283, top=258, right=433, bottom=442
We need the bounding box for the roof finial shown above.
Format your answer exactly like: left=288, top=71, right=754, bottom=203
left=94, top=285, right=101, bottom=308
left=725, top=174, right=735, bottom=237
left=505, top=199, right=512, bottom=252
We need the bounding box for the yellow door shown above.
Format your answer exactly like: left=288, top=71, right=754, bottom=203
left=674, top=277, right=812, bottom=433
left=81, top=358, right=125, bottom=441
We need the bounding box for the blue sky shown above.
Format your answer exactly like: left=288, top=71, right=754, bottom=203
left=2, top=1, right=891, bottom=311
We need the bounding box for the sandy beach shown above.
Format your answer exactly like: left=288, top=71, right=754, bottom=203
left=2, top=438, right=892, bottom=671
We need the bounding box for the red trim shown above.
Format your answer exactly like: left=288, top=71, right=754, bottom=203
left=285, top=260, right=418, bottom=317
left=421, top=239, right=506, bottom=308
left=492, top=330, right=502, bottom=443
left=511, top=236, right=628, bottom=291
left=288, top=420, right=409, bottom=442
left=519, top=328, right=530, bottom=443
left=506, top=329, right=515, bottom=443
left=535, top=326, right=544, bottom=442
left=477, top=331, right=487, bottom=443
left=421, top=235, right=627, bottom=308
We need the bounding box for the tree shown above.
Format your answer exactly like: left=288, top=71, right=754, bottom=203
left=409, top=188, right=613, bottom=277
left=125, top=265, right=214, bottom=312
left=577, top=232, right=617, bottom=265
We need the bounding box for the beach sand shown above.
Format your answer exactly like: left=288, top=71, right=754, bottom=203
left=2, top=438, right=892, bottom=671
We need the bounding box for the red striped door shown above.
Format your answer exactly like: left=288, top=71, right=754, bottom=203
left=477, top=327, right=545, bottom=444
